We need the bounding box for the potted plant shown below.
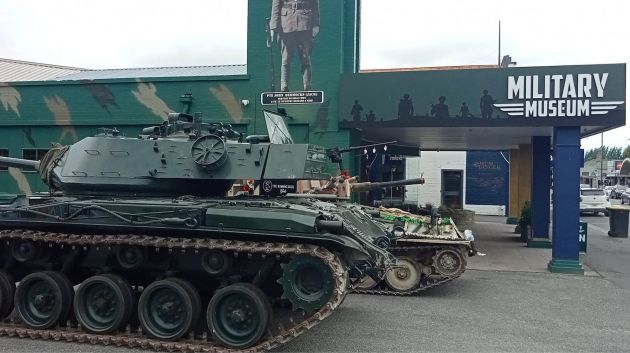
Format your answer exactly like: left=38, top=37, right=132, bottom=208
left=518, top=201, right=531, bottom=242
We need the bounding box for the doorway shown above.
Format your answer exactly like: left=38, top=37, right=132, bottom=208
left=442, top=170, right=463, bottom=209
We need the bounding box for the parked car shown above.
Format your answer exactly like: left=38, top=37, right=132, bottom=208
left=604, top=185, right=615, bottom=200
left=621, top=187, right=630, bottom=205
left=579, top=188, right=610, bottom=216
left=610, top=185, right=627, bottom=199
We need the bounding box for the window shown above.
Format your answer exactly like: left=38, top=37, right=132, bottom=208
left=22, top=149, right=50, bottom=171
left=581, top=189, right=604, bottom=196
left=0, top=149, right=7, bottom=171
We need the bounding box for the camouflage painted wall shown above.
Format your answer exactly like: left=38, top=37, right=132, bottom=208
left=0, top=0, right=361, bottom=194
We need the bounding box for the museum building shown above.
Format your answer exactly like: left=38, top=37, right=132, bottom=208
left=0, top=0, right=626, bottom=274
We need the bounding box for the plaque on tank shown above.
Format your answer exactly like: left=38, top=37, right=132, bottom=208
left=260, top=179, right=297, bottom=196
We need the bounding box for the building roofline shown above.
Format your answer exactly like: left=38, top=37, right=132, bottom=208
left=360, top=65, right=501, bottom=73
left=0, top=57, right=86, bottom=70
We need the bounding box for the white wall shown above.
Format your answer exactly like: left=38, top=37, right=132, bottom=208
left=405, top=152, right=506, bottom=216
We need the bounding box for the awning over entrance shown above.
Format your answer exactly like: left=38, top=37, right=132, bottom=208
left=339, top=63, right=625, bottom=151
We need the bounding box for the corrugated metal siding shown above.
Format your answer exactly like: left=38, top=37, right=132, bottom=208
left=0, top=58, right=83, bottom=82
left=55, top=64, right=247, bottom=81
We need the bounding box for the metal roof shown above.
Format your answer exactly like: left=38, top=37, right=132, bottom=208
left=0, top=58, right=247, bottom=82
left=0, top=58, right=83, bottom=82
left=54, top=64, right=247, bottom=81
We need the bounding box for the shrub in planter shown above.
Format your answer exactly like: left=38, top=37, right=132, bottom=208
left=518, top=201, right=531, bottom=242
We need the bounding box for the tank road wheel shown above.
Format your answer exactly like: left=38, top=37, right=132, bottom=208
left=201, top=250, right=233, bottom=276
left=116, top=246, right=146, bottom=270
left=15, top=271, right=73, bottom=329
left=0, top=270, right=15, bottom=318
left=11, top=240, right=40, bottom=262
left=279, top=255, right=334, bottom=314
left=207, top=283, right=271, bottom=349
left=138, top=278, right=201, bottom=340
left=433, top=249, right=465, bottom=277
left=355, top=275, right=378, bottom=290
left=74, top=274, right=135, bottom=334
left=385, top=256, right=421, bottom=292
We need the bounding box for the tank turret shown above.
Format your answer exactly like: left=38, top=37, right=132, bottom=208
left=0, top=110, right=337, bottom=197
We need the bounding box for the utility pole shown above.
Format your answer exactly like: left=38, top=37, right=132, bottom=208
left=597, top=132, right=604, bottom=189
left=498, top=20, right=501, bottom=66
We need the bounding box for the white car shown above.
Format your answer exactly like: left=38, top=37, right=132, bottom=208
left=580, top=188, right=610, bottom=216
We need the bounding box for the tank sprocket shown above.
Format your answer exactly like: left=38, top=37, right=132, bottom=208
left=278, top=254, right=334, bottom=314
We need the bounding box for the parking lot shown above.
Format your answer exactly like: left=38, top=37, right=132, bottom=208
left=0, top=214, right=628, bottom=353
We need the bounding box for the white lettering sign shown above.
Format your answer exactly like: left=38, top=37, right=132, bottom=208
left=496, top=73, right=623, bottom=118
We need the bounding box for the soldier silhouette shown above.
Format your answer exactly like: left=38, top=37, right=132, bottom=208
left=397, top=94, right=414, bottom=119
left=480, top=89, right=496, bottom=118
left=269, top=0, right=320, bottom=92
left=458, top=102, right=471, bottom=118
left=350, top=100, right=363, bottom=121
left=366, top=110, right=376, bottom=122
left=431, top=96, right=449, bottom=118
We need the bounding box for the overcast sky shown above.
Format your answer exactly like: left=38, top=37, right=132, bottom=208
left=1, top=0, right=628, bottom=150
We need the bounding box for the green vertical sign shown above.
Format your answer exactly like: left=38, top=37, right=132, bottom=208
left=579, top=222, right=587, bottom=253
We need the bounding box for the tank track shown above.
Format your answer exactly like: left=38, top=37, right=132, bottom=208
left=0, top=229, right=348, bottom=352
left=351, top=245, right=467, bottom=296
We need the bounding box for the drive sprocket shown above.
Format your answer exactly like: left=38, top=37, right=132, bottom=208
left=278, top=255, right=334, bottom=314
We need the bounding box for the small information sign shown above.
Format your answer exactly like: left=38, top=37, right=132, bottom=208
left=261, top=91, right=324, bottom=105
left=579, top=222, right=588, bottom=253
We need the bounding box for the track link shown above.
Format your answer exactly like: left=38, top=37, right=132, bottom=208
left=0, top=229, right=348, bottom=352
left=351, top=245, right=467, bottom=296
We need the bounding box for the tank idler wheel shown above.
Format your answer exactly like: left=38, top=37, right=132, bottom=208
left=433, top=249, right=465, bottom=277
left=74, top=274, right=135, bottom=334
left=278, top=255, right=334, bottom=314
left=11, top=240, right=41, bottom=262
left=0, top=270, right=15, bottom=318
left=207, top=283, right=271, bottom=349
left=201, top=250, right=233, bottom=276
left=15, top=271, right=74, bottom=329
left=385, top=256, right=421, bottom=292
left=354, top=275, right=378, bottom=290
left=138, top=278, right=201, bottom=341
left=116, top=246, right=146, bottom=270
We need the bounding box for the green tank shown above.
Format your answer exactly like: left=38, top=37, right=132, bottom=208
left=0, top=110, right=393, bottom=352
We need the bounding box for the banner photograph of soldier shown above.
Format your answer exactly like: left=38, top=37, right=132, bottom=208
left=268, top=0, right=320, bottom=92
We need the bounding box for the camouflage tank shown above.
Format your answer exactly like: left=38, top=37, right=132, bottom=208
left=0, top=110, right=393, bottom=352
left=295, top=164, right=477, bottom=295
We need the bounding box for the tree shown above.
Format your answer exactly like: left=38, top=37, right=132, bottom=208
left=623, top=145, right=630, bottom=159
left=584, top=146, right=625, bottom=161
left=607, top=146, right=622, bottom=160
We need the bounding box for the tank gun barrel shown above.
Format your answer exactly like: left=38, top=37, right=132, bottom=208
left=350, top=177, right=425, bottom=193
left=0, top=156, right=39, bottom=170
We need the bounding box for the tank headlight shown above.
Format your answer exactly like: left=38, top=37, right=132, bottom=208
left=464, top=229, right=475, bottom=241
